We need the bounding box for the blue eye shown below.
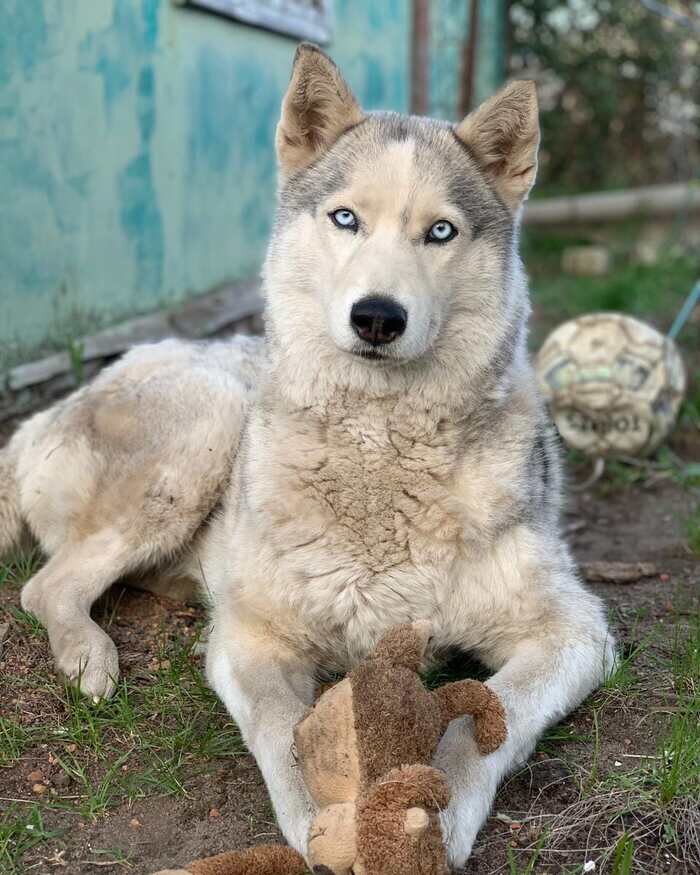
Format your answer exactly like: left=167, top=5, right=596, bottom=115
left=426, top=220, right=457, bottom=244
left=330, top=208, right=358, bottom=231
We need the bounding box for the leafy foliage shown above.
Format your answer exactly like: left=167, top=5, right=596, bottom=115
left=509, top=1, right=700, bottom=192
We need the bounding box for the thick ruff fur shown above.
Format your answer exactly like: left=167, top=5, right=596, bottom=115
left=1, top=44, right=614, bottom=868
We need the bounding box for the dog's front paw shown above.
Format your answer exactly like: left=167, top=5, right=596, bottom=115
left=50, top=622, right=119, bottom=700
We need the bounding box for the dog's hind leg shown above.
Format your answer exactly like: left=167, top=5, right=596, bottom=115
left=0, top=439, right=24, bottom=556
left=21, top=530, right=130, bottom=699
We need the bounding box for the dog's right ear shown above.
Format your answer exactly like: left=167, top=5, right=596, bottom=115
left=276, top=43, right=364, bottom=177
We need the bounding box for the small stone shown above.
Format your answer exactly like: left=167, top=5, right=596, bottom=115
left=209, top=808, right=221, bottom=818
left=27, top=770, right=43, bottom=783
left=129, top=818, right=141, bottom=829
left=54, top=772, right=71, bottom=789
left=561, top=245, right=611, bottom=277
left=32, top=783, right=46, bottom=795
left=660, top=573, right=670, bottom=582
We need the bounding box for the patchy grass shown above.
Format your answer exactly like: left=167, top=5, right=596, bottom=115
left=0, top=551, right=248, bottom=871
left=685, top=505, right=700, bottom=556
left=523, top=230, right=698, bottom=338
left=3, top=529, right=699, bottom=873
left=517, top=612, right=700, bottom=873
left=0, top=805, right=62, bottom=875
left=0, top=548, right=43, bottom=590
left=0, top=718, right=32, bottom=769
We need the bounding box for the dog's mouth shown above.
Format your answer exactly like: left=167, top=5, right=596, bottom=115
left=352, top=348, right=389, bottom=361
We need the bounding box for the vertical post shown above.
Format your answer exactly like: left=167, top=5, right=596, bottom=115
left=411, top=0, right=430, bottom=115
left=459, top=0, right=480, bottom=117
left=474, top=0, right=508, bottom=105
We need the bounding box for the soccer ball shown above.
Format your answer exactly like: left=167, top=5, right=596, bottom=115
left=535, top=313, right=686, bottom=457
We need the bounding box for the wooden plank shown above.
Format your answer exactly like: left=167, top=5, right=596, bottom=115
left=6, top=278, right=263, bottom=392
left=170, top=279, right=263, bottom=338
left=524, top=183, right=700, bottom=226
left=8, top=313, right=172, bottom=391
left=581, top=561, right=658, bottom=583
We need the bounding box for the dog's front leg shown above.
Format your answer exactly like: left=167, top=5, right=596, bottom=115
left=435, top=621, right=615, bottom=867
left=206, top=617, right=317, bottom=855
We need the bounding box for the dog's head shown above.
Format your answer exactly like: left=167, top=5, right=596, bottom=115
left=264, top=44, right=538, bottom=400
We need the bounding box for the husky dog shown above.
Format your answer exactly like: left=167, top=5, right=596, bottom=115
left=1, top=45, right=614, bottom=867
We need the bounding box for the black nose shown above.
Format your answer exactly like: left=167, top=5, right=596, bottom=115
left=350, top=296, right=407, bottom=346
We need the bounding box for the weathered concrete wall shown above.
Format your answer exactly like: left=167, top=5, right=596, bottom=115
left=0, top=0, right=503, bottom=367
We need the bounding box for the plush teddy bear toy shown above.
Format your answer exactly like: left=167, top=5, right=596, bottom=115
left=153, top=622, right=506, bottom=875
left=293, top=622, right=506, bottom=875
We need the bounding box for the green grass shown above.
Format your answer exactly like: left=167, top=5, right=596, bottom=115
left=600, top=611, right=650, bottom=696
left=686, top=505, right=700, bottom=556
left=0, top=557, right=247, bottom=871
left=67, top=338, right=85, bottom=385
left=36, top=636, right=246, bottom=769
left=0, top=305, right=106, bottom=376
left=541, top=612, right=700, bottom=871
left=506, top=830, right=548, bottom=875
left=0, top=548, right=43, bottom=590
left=610, top=833, right=635, bottom=875
left=523, top=231, right=699, bottom=352
left=679, top=372, right=700, bottom=430
left=0, top=718, right=33, bottom=768
left=0, top=805, right=62, bottom=875
left=7, top=605, right=47, bottom=639
left=566, top=433, right=700, bottom=509
left=83, top=846, right=132, bottom=868
left=536, top=723, right=591, bottom=757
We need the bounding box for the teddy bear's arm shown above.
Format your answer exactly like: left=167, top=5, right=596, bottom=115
left=433, top=679, right=507, bottom=754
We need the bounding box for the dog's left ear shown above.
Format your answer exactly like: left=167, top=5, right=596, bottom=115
left=276, top=43, right=364, bottom=177
left=455, top=80, right=539, bottom=211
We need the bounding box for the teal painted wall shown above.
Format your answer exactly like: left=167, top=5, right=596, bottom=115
left=0, top=0, right=503, bottom=367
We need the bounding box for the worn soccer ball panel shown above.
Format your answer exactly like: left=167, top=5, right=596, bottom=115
left=536, top=313, right=686, bottom=457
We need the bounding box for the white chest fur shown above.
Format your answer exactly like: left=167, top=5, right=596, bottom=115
left=202, top=392, right=538, bottom=669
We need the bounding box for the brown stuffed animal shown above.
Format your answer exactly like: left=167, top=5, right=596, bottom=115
left=293, top=622, right=507, bottom=875
left=153, top=845, right=307, bottom=875
left=153, top=623, right=506, bottom=875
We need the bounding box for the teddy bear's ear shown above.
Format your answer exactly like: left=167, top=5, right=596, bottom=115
left=370, top=622, right=432, bottom=671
